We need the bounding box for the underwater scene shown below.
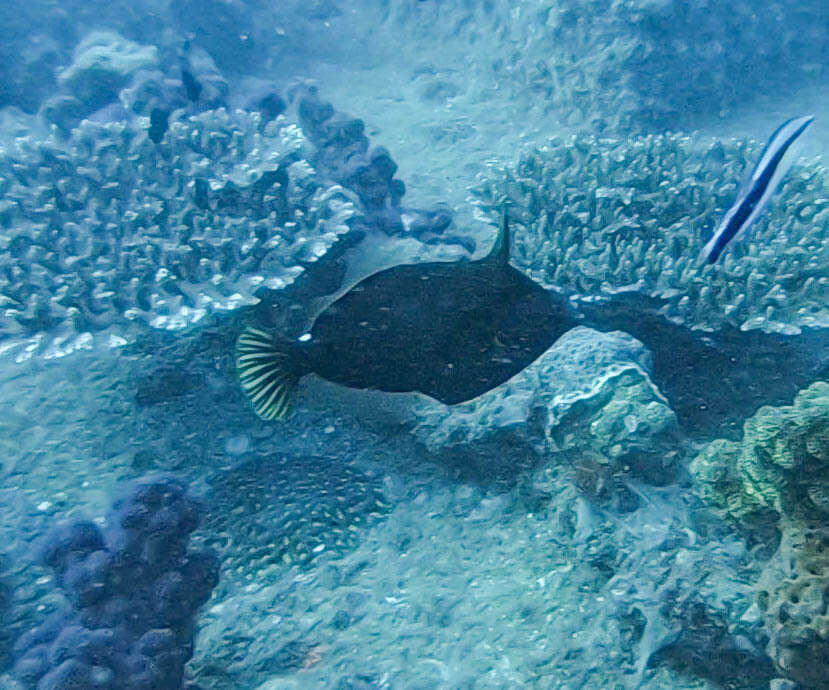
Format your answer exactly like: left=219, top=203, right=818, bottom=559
left=1, top=1, right=828, bottom=688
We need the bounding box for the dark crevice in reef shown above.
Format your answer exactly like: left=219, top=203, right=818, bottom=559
left=648, top=599, right=777, bottom=690
left=580, top=292, right=829, bottom=439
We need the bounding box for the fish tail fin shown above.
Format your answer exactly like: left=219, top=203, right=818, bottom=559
left=236, top=327, right=305, bottom=421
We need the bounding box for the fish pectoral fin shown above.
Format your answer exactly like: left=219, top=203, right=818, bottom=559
left=236, top=327, right=303, bottom=421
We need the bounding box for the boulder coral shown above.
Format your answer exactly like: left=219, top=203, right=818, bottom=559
left=690, top=382, right=829, bottom=523
left=691, top=382, right=829, bottom=687
left=11, top=477, right=219, bottom=689
left=56, top=31, right=159, bottom=113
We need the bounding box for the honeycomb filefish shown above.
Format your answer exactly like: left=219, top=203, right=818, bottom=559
left=237, top=212, right=577, bottom=420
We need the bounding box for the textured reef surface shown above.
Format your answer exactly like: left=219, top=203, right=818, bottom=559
left=0, top=109, right=359, bottom=358
left=475, top=133, right=829, bottom=336
left=0, top=1, right=828, bottom=689
left=691, top=382, right=829, bottom=687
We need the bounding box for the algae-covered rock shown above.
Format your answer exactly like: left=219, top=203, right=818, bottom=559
left=690, top=382, right=829, bottom=523
left=411, top=327, right=679, bottom=487
left=756, top=521, right=829, bottom=689
left=475, top=133, right=829, bottom=335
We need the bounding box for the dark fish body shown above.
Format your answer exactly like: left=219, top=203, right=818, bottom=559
left=148, top=107, right=170, bottom=144
left=303, top=256, right=575, bottom=404
left=181, top=68, right=203, bottom=102
left=237, top=215, right=577, bottom=419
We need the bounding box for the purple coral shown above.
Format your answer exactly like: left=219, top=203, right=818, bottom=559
left=12, top=477, right=219, bottom=689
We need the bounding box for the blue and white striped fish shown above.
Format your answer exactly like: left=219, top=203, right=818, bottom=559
left=701, top=115, right=814, bottom=264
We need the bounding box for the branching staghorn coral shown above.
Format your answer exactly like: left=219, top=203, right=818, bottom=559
left=473, top=133, right=829, bottom=335
left=0, top=109, right=362, bottom=360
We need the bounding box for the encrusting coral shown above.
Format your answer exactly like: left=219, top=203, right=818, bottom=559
left=690, top=382, right=829, bottom=687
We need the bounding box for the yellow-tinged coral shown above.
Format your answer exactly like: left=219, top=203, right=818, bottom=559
left=756, top=521, right=829, bottom=688
left=691, top=383, right=829, bottom=685
left=690, top=382, right=829, bottom=523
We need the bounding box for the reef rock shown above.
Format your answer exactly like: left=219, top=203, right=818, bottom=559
left=756, top=521, right=829, bottom=688
left=410, top=326, right=679, bottom=487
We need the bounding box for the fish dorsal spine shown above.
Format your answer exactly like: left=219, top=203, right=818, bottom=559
left=486, top=209, right=511, bottom=267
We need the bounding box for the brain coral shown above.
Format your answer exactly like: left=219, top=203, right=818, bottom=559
left=690, top=381, right=829, bottom=523
left=474, top=133, right=829, bottom=335
left=0, top=109, right=361, bottom=360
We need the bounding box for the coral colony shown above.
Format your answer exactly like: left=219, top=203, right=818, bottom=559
left=11, top=479, right=219, bottom=689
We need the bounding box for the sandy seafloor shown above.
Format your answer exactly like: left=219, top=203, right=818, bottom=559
left=1, top=3, right=828, bottom=689
left=1, top=331, right=726, bottom=690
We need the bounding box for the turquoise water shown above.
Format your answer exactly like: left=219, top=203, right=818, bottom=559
left=1, top=2, right=828, bottom=688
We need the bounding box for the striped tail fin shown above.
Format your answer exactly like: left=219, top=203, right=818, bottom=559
left=236, top=327, right=303, bottom=421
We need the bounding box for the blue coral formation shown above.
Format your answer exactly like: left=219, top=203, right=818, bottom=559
left=11, top=478, right=219, bottom=689
left=296, top=87, right=405, bottom=215
left=0, top=555, right=10, bottom=672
